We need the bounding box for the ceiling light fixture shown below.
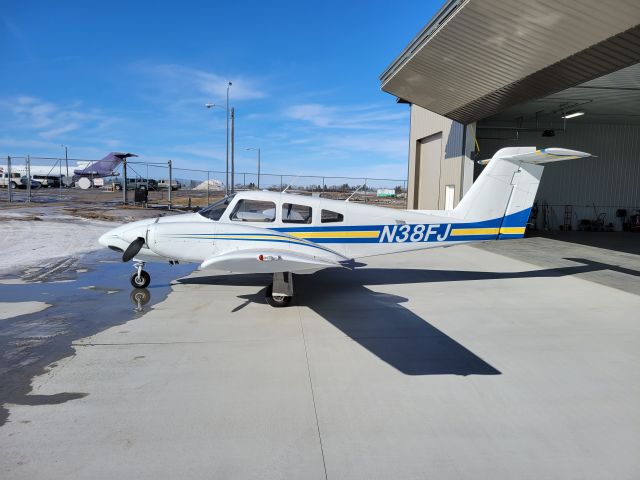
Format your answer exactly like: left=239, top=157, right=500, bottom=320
left=562, top=111, right=585, bottom=119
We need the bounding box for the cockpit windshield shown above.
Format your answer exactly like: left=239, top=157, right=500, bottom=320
left=198, top=194, right=235, bottom=221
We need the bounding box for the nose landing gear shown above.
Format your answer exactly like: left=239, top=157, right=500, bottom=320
left=130, top=261, right=151, bottom=288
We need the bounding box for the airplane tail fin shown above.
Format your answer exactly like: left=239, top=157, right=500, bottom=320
left=73, top=152, right=137, bottom=178
left=453, top=147, right=591, bottom=238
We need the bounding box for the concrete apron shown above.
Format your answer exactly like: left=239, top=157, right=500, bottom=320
left=1, top=245, right=639, bottom=480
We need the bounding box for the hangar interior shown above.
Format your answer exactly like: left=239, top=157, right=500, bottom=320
left=476, top=63, right=640, bottom=231
left=380, top=0, right=640, bottom=232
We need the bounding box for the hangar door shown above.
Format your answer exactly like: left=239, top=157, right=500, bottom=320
left=414, top=132, right=442, bottom=209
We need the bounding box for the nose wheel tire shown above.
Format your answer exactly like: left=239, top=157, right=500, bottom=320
left=265, top=283, right=292, bottom=308
left=130, top=270, right=151, bottom=288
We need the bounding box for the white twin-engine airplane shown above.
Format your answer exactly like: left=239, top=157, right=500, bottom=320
left=99, top=147, right=591, bottom=307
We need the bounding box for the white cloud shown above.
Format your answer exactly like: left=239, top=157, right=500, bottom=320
left=136, top=63, right=266, bottom=102
left=39, top=123, right=81, bottom=139
left=285, top=103, right=407, bottom=129
left=1, top=96, right=112, bottom=141
left=170, top=142, right=225, bottom=161
left=327, top=132, right=407, bottom=157
left=0, top=136, right=58, bottom=152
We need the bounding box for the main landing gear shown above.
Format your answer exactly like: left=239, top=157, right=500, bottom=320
left=130, top=261, right=151, bottom=288
left=265, top=272, right=294, bottom=307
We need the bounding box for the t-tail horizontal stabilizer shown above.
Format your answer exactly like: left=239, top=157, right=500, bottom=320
left=477, top=148, right=591, bottom=165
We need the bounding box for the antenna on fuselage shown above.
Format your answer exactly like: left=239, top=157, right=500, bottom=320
left=345, top=183, right=367, bottom=202
left=282, top=175, right=301, bottom=193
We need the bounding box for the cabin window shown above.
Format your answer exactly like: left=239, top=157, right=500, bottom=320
left=230, top=199, right=276, bottom=222
left=282, top=203, right=312, bottom=224
left=198, top=194, right=235, bottom=221
left=321, top=209, right=344, bottom=223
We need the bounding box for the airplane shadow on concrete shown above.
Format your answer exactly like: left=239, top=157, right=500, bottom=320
left=178, top=258, right=638, bottom=377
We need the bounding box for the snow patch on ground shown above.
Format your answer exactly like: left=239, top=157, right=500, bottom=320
left=0, top=278, right=27, bottom=285
left=0, top=301, right=51, bottom=320
left=0, top=217, right=115, bottom=276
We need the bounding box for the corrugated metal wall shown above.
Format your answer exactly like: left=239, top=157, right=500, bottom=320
left=477, top=123, right=640, bottom=230
left=408, top=105, right=467, bottom=209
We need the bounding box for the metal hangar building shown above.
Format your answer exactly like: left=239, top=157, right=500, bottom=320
left=380, top=0, right=640, bottom=231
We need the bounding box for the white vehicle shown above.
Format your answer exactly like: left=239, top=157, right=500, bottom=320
left=157, top=179, right=181, bottom=190
left=0, top=165, right=66, bottom=184
left=103, top=177, right=156, bottom=191
left=0, top=171, right=22, bottom=189
left=0, top=172, right=41, bottom=189
left=99, top=147, right=591, bottom=306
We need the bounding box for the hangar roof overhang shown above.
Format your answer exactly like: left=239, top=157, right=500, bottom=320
left=380, top=0, right=640, bottom=125
left=483, top=62, right=640, bottom=127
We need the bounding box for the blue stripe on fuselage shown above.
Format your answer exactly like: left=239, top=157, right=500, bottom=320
left=164, top=208, right=531, bottom=246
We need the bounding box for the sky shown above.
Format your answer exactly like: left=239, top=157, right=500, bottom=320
left=0, top=0, right=441, bottom=181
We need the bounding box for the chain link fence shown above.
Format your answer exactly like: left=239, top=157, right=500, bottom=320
left=1, top=155, right=408, bottom=209
left=3, top=155, right=638, bottom=230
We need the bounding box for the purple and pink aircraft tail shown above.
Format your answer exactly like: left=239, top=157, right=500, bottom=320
left=73, top=152, right=137, bottom=179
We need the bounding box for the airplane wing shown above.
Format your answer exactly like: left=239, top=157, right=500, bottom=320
left=200, top=248, right=343, bottom=274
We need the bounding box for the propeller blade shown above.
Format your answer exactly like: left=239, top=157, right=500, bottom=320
left=122, top=237, right=145, bottom=262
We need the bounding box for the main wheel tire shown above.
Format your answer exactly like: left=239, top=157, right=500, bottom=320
left=265, top=283, right=292, bottom=308
left=10, top=182, right=18, bottom=189
left=130, top=270, right=151, bottom=288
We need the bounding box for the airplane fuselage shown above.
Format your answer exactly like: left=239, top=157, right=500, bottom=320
left=100, top=190, right=527, bottom=274
left=0, top=164, right=71, bottom=178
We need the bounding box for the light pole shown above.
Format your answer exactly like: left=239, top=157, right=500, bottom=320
left=226, top=82, right=231, bottom=195
left=61, top=144, right=69, bottom=185
left=230, top=107, right=235, bottom=193
left=58, top=145, right=63, bottom=197
left=245, top=147, right=261, bottom=189
left=205, top=81, right=232, bottom=195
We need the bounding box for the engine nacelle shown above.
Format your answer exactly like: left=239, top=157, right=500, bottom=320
left=146, top=221, right=220, bottom=263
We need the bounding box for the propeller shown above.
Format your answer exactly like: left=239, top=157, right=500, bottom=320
left=122, top=237, right=145, bottom=262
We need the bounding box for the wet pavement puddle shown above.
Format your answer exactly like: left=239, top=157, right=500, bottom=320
left=0, top=250, right=195, bottom=425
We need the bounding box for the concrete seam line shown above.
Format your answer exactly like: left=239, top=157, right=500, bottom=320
left=298, top=306, right=328, bottom=480
left=72, top=340, right=276, bottom=346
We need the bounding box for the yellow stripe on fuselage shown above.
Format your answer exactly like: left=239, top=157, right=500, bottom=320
left=451, top=226, right=526, bottom=236
left=451, top=228, right=499, bottom=236
left=499, top=227, right=526, bottom=234
left=289, top=231, right=380, bottom=239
